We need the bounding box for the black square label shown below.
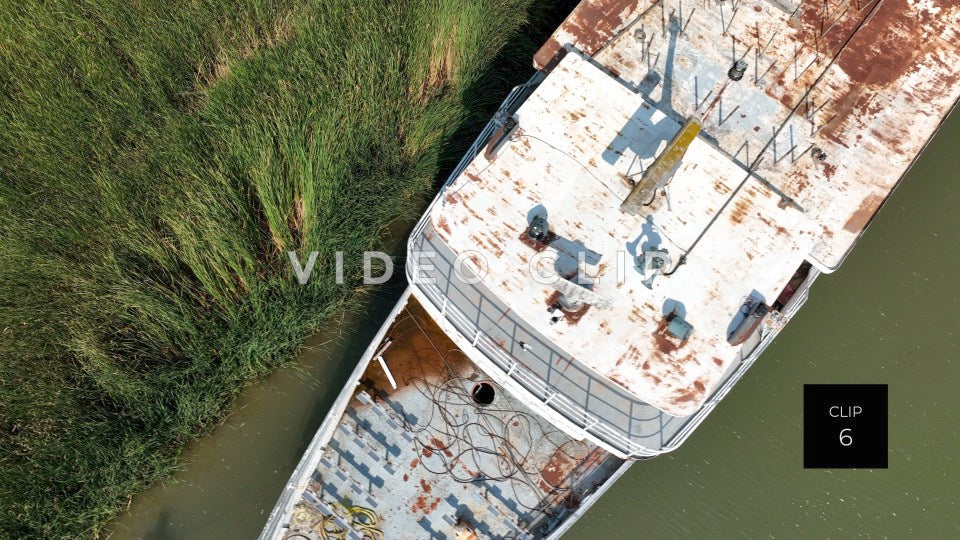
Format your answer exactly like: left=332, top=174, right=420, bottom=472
left=803, top=384, right=887, bottom=469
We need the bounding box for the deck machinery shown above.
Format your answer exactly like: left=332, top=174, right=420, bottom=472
left=262, top=1, right=960, bottom=538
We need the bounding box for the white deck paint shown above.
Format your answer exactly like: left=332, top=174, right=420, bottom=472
left=431, top=52, right=817, bottom=416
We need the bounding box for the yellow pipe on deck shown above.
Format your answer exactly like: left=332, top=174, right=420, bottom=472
left=621, top=117, right=702, bottom=214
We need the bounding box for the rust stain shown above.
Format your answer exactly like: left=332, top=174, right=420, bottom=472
left=361, top=298, right=461, bottom=394
left=809, top=0, right=958, bottom=145
left=651, top=312, right=686, bottom=355
left=833, top=0, right=944, bottom=87
left=545, top=290, right=592, bottom=324
left=539, top=447, right=576, bottom=492
left=534, top=0, right=641, bottom=70
left=436, top=216, right=452, bottom=236
left=518, top=228, right=556, bottom=252
left=728, top=197, right=751, bottom=225
left=757, top=212, right=789, bottom=236
left=671, top=387, right=701, bottom=404
left=843, top=193, right=885, bottom=232
left=411, top=495, right=441, bottom=514
left=822, top=162, right=837, bottom=179
left=534, top=37, right=565, bottom=71
left=430, top=438, right=454, bottom=458
left=468, top=253, right=487, bottom=270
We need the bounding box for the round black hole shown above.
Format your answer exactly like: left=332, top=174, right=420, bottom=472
left=471, top=382, right=495, bottom=406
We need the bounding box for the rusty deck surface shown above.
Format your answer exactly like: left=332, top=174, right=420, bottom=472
left=428, top=50, right=816, bottom=415
left=539, top=0, right=960, bottom=270
left=412, top=0, right=958, bottom=430
left=280, top=297, right=622, bottom=539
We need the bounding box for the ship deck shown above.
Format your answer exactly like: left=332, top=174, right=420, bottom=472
left=279, top=296, right=623, bottom=540
left=537, top=0, right=960, bottom=270
left=406, top=0, right=960, bottom=456
left=425, top=50, right=814, bottom=418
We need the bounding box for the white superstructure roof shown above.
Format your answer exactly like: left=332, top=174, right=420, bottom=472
left=431, top=51, right=817, bottom=415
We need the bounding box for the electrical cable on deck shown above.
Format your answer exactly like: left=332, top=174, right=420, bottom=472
left=397, top=309, right=600, bottom=519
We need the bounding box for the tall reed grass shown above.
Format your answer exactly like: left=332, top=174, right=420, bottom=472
left=0, top=0, right=571, bottom=535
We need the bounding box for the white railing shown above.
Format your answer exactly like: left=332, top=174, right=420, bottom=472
left=411, top=269, right=654, bottom=457
left=409, top=245, right=819, bottom=458
left=403, top=68, right=817, bottom=459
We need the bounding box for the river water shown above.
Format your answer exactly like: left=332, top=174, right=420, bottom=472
left=107, top=111, right=959, bottom=539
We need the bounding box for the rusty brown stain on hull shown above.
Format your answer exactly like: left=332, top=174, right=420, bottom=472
left=651, top=312, right=686, bottom=355
left=843, top=193, right=885, bottom=232
left=545, top=290, right=592, bottom=324
left=436, top=216, right=452, bottom=237
left=728, top=197, right=751, bottom=225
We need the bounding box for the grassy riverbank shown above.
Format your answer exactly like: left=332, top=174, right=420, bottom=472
left=0, top=0, right=565, bottom=536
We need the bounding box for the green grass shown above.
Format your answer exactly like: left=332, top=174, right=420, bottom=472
left=0, top=0, right=570, bottom=536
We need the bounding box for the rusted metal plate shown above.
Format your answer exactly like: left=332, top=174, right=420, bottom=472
left=534, top=0, right=645, bottom=70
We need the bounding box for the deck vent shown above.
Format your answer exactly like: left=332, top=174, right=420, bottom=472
left=527, top=215, right=549, bottom=242
left=637, top=248, right=672, bottom=288
left=667, top=316, right=694, bottom=341
left=728, top=60, right=747, bottom=81
left=471, top=382, right=496, bottom=406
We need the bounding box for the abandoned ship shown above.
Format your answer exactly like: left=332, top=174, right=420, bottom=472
left=261, top=0, right=960, bottom=538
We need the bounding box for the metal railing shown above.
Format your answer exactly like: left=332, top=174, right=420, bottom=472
left=412, top=271, right=653, bottom=457
left=402, top=69, right=818, bottom=459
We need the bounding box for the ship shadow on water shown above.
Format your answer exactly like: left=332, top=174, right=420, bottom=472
left=143, top=509, right=179, bottom=540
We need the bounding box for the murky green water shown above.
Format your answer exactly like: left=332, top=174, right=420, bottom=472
left=108, top=111, right=959, bottom=539
left=567, top=111, right=960, bottom=538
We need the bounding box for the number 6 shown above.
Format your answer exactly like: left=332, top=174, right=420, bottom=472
left=839, top=428, right=853, bottom=447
